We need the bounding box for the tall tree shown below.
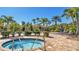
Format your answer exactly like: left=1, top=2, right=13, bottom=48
left=38, top=17, right=49, bottom=51
left=63, top=7, right=79, bottom=36
left=52, top=16, right=61, bottom=26
left=21, top=21, right=25, bottom=31
left=39, top=18, right=48, bottom=27
left=32, top=18, right=40, bottom=25
left=0, top=18, right=5, bottom=30
left=32, top=18, right=36, bottom=25
left=1, top=15, right=15, bottom=23
left=1, top=15, right=15, bottom=31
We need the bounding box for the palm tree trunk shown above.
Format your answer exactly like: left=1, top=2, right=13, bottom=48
left=43, top=35, right=46, bottom=51
left=76, top=19, right=79, bottom=37
left=12, top=38, right=14, bottom=51
left=75, top=14, right=79, bottom=37
left=55, top=21, right=57, bottom=26
left=7, top=22, right=9, bottom=31
left=43, top=24, right=46, bottom=51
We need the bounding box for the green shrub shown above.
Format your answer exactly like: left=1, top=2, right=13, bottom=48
left=11, top=31, right=15, bottom=37
left=69, top=25, right=76, bottom=34
left=49, top=26, right=56, bottom=32
left=33, top=28, right=40, bottom=35
left=25, top=31, right=32, bottom=36
left=5, top=32, right=10, bottom=38
left=55, top=27, right=60, bottom=32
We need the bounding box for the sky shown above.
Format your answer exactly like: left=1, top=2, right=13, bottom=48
left=0, top=7, right=72, bottom=24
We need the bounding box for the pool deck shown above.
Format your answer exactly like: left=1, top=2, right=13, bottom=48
left=0, top=32, right=79, bottom=51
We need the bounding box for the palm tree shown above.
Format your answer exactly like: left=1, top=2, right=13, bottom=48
left=32, top=18, right=37, bottom=32
left=62, top=8, right=77, bottom=30
left=1, top=15, right=16, bottom=51
left=0, top=18, right=5, bottom=30
left=38, top=17, right=49, bottom=51
left=32, top=18, right=36, bottom=25
left=51, top=16, right=61, bottom=32
left=32, top=18, right=39, bottom=25
left=48, top=20, right=51, bottom=26
left=21, top=21, right=25, bottom=31
left=63, top=7, right=79, bottom=36
left=1, top=15, right=15, bottom=23
left=39, top=18, right=48, bottom=29
left=32, top=18, right=40, bottom=35
left=1, top=15, right=15, bottom=31
left=10, top=22, right=20, bottom=32
left=25, top=22, right=33, bottom=32
left=52, top=16, right=61, bottom=26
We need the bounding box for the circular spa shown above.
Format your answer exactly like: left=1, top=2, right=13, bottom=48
left=2, top=38, right=44, bottom=51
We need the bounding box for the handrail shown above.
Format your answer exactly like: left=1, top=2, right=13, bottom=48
left=12, top=38, right=14, bottom=51
left=31, top=38, right=37, bottom=50
left=18, top=36, right=24, bottom=51
left=31, top=35, right=39, bottom=50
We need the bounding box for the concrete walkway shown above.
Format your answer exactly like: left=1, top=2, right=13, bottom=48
left=45, top=32, right=79, bottom=51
